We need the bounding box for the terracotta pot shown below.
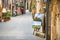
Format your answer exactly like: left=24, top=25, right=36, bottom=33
left=4, top=18, right=10, bottom=22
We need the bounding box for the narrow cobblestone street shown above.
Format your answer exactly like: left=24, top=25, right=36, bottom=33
left=0, top=12, right=45, bottom=40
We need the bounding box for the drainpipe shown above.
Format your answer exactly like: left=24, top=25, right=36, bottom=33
left=46, top=0, right=50, bottom=40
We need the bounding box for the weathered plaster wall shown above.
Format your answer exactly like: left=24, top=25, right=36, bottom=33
left=56, top=2, right=60, bottom=40
left=51, top=0, right=57, bottom=40
left=0, top=0, right=2, bottom=20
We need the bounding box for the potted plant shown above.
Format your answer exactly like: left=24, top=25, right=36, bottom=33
left=2, top=8, right=12, bottom=22
left=3, top=12, right=12, bottom=22
left=3, top=16, right=10, bottom=22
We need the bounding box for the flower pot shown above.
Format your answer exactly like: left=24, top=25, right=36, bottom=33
left=4, top=18, right=10, bottom=22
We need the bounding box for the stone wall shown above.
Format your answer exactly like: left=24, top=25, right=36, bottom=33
left=36, top=0, right=43, bottom=13
left=0, top=0, right=2, bottom=21
left=51, top=0, right=57, bottom=40
left=56, top=1, right=60, bottom=40
left=51, top=0, right=60, bottom=40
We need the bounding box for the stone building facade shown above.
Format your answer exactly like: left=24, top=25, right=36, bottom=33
left=48, top=0, right=60, bottom=40
left=0, top=0, right=2, bottom=21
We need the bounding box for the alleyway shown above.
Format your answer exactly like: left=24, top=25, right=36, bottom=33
left=0, top=11, right=45, bottom=40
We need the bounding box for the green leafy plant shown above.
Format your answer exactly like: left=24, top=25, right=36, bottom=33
left=36, top=32, right=45, bottom=38
left=32, top=25, right=41, bottom=29
left=2, top=13, right=7, bottom=17
left=7, top=12, right=12, bottom=17
left=2, top=12, right=12, bottom=19
left=31, top=3, right=35, bottom=9
left=4, top=16, right=10, bottom=19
